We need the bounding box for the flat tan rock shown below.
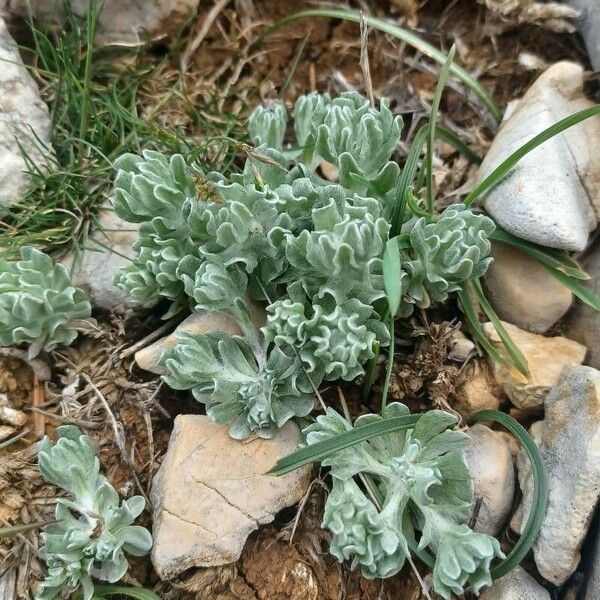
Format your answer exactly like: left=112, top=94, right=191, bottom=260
left=484, top=241, right=572, bottom=334
left=150, top=415, right=312, bottom=580
left=484, top=321, right=586, bottom=409
left=135, top=311, right=242, bottom=375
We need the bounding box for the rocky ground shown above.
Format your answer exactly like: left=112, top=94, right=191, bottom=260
left=1, top=1, right=600, bottom=599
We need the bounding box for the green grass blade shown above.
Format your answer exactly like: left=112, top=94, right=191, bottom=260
left=542, top=264, right=600, bottom=311
left=93, top=585, right=160, bottom=600
left=390, top=124, right=429, bottom=235
left=490, top=226, right=589, bottom=280
left=435, top=125, right=482, bottom=165
left=257, top=9, right=502, bottom=122
left=468, top=410, right=549, bottom=580
left=457, top=287, right=507, bottom=367
left=268, top=414, right=421, bottom=475
left=383, top=237, right=403, bottom=316
left=471, top=279, right=529, bottom=376
left=464, top=105, right=600, bottom=206
left=426, top=44, right=456, bottom=213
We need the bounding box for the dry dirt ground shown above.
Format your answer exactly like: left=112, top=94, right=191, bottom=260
left=0, top=1, right=594, bottom=598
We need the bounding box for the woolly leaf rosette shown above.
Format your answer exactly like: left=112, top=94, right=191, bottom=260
left=0, top=247, right=91, bottom=356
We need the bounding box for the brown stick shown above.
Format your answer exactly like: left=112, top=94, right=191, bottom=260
left=31, top=373, right=46, bottom=437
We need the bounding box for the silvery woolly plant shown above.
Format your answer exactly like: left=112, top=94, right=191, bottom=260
left=0, top=247, right=92, bottom=358
left=111, top=91, right=495, bottom=442
left=110, top=91, right=500, bottom=595
left=36, top=426, right=152, bottom=600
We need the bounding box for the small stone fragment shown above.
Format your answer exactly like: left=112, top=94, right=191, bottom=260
left=0, top=425, right=16, bottom=442
left=0, top=405, right=27, bottom=428
left=515, top=365, right=600, bottom=584
left=447, top=330, right=475, bottom=363
left=464, top=424, right=515, bottom=536
left=455, top=361, right=502, bottom=418
left=478, top=62, right=600, bottom=251
left=480, top=566, right=550, bottom=600
left=484, top=321, right=586, bottom=409
left=484, top=241, right=572, bottom=334
left=135, top=311, right=243, bottom=375
left=0, top=18, right=52, bottom=207
left=150, top=415, right=312, bottom=580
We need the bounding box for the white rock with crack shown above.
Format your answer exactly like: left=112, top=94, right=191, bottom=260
left=0, top=18, right=52, bottom=207
left=484, top=241, right=572, bottom=334
left=479, top=566, right=550, bottom=600
left=514, top=365, right=600, bottom=584
left=484, top=321, right=586, bottom=409
left=150, top=415, right=312, bottom=580
left=1, top=0, right=200, bottom=46
left=464, top=424, right=515, bottom=536
left=477, top=61, right=600, bottom=251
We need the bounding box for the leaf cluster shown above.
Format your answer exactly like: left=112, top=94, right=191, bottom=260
left=36, top=426, right=152, bottom=600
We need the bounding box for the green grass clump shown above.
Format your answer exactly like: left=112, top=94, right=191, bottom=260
left=0, top=1, right=244, bottom=260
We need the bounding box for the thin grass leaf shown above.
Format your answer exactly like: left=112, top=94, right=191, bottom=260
left=268, top=414, right=421, bottom=475
left=470, top=279, right=529, bottom=376
left=390, top=125, right=429, bottom=235
left=490, top=226, right=589, bottom=280
left=457, top=287, right=507, bottom=367
left=464, top=104, right=600, bottom=206
left=468, top=410, right=549, bottom=580
left=256, top=9, right=502, bottom=122
left=426, top=44, right=456, bottom=213
left=0, top=521, right=51, bottom=540
left=93, top=585, right=160, bottom=600
left=542, top=264, right=600, bottom=311
left=383, top=237, right=403, bottom=316
left=435, top=125, right=482, bottom=165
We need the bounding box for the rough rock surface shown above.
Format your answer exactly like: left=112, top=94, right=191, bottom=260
left=60, top=209, right=140, bottom=311
left=1, top=1, right=200, bottom=46
left=565, top=242, right=600, bottom=369
left=0, top=18, right=51, bottom=207
left=464, top=424, right=515, bottom=536
left=455, top=362, right=502, bottom=418
left=564, top=0, right=600, bottom=70
left=484, top=241, right=572, bottom=334
left=135, top=311, right=242, bottom=375
left=150, top=415, right=312, bottom=580
left=515, top=365, right=600, bottom=584
left=484, top=321, right=586, bottom=409
left=480, top=566, right=550, bottom=600
left=477, top=61, right=600, bottom=251
left=585, top=522, right=600, bottom=600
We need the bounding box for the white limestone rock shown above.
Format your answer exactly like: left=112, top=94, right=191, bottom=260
left=478, top=61, right=600, bottom=251
left=464, top=424, right=515, bottom=536
left=150, top=415, right=312, bottom=580
left=515, top=365, right=600, bottom=584
left=480, top=566, right=550, bottom=600
left=1, top=1, right=200, bottom=46
left=484, top=241, right=572, bottom=334
left=0, top=17, right=51, bottom=207
left=60, top=209, right=140, bottom=312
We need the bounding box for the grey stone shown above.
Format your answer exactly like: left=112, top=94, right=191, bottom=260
left=480, top=566, right=550, bottom=600
left=60, top=208, right=140, bottom=311
left=515, top=365, right=600, bottom=584
left=150, top=415, right=312, bottom=580
left=478, top=61, right=600, bottom=251
left=484, top=241, right=572, bottom=334
left=0, top=17, right=51, bottom=207
left=1, top=0, right=200, bottom=46
left=464, top=424, right=515, bottom=536
left=564, top=0, right=600, bottom=70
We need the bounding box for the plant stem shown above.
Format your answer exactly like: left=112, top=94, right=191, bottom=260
left=380, top=315, right=395, bottom=414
